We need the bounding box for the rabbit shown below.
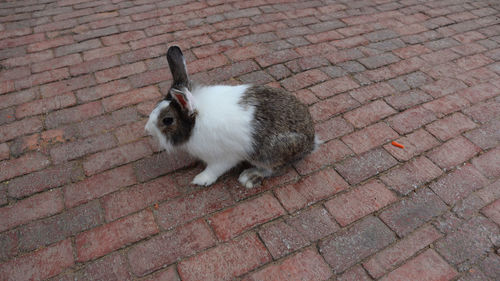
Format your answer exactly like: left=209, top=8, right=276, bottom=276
left=145, top=46, right=319, bottom=188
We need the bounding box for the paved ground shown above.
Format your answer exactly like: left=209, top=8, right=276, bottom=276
left=1, top=0, right=500, bottom=280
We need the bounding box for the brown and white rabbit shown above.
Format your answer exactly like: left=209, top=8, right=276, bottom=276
left=145, top=46, right=319, bottom=188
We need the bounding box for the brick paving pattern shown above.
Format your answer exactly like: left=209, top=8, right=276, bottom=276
left=1, top=0, right=500, bottom=280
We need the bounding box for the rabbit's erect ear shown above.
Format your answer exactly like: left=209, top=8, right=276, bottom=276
left=167, top=46, right=189, bottom=88
left=171, top=87, right=196, bottom=116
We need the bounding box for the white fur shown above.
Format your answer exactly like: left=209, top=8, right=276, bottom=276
left=145, top=100, right=174, bottom=152
left=146, top=84, right=255, bottom=186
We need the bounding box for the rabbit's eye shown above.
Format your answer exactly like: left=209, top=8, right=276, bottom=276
left=162, top=117, right=174, bottom=126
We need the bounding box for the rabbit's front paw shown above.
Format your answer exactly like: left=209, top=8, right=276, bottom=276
left=192, top=171, right=217, bottom=186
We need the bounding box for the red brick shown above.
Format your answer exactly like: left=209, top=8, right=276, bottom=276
left=481, top=198, right=500, bottom=225
left=458, top=67, right=498, bottom=86
left=387, top=106, right=436, bottom=134
left=95, top=61, right=147, bottom=83
left=335, top=148, right=398, bottom=184
left=76, top=209, right=158, bottom=262
left=305, top=30, right=343, bottom=44
left=360, top=53, right=400, bottom=70
left=463, top=101, right=500, bottom=124
left=0, top=239, right=74, bottom=281
left=382, top=156, right=443, bottom=195
left=50, top=133, right=116, bottom=164
left=45, top=101, right=104, bottom=129
left=102, top=85, right=160, bottom=112
left=294, top=139, right=352, bottom=175
left=70, top=55, right=121, bottom=76
left=337, top=265, right=371, bottom=281
left=286, top=206, right=339, bottom=241
left=178, top=232, right=270, bottom=281
left=209, top=193, right=285, bottom=241
left=141, top=266, right=179, bottom=281
left=15, top=93, right=76, bottom=119
left=383, top=129, right=439, bottom=161
left=331, top=36, right=368, bottom=49
left=40, top=74, right=96, bottom=98
left=364, top=225, right=442, bottom=278
left=255, top=49, right=300, bottom=68
left=129, top=67, right=170, bottom=88
left=7, top=162, right=81, bottom=198
left=380, top=188, right=448, bottom=237
left=294, top=43, right=334, bottom=56
left=0, top=117, right=42, bottom=143
left=309, top=94, right=360, bottom=122
left=349, top=82, right=396, bottom=103
left=129, top=219, right=216, bottom=276
left=225, top=45, right=269, bottom=61
left=428, top=136, right=481, bottom=169
left=244, top=248, right=332, bottom=281
left=192, top=40, right=238, bottom=59
left=64, top=164, right=136, bottom=208
left=83, top=44, right=130, bottom=61
left=326, top=180, right=396, bottom=227
left=0, top=80, right=15, bottom=95
left=0, top=152, right=50, bottom=182
left=2, top=50, right=53, bottom=68
left=32, top=53, right=82, bottom=73
left=114, top=120, right=147, bottom=144
left=457, top=82, right=500, bottom=104
left=280, top=69, right=329, bottom=92
left=362, top=67, right=397, bottom=82
left=421, top=49, right=460, bottom=65
left=14, top=68, right=70, bottom=90
left=310, top=76, right=359, bottom=98
left=0, top=189, right=63, bottom=232
left=275, top=168, right=348, bottom=212
left=54, top=38, right=102, bottom=57
left=380, top=249, right=457, bottom=281
left=76, top=79, right=131, bottom=102
left=134, top=151, right=195, bottom=182
left=258, top=221, right=309, bottom=259
left=101, top=30, right=146, bottom=46
left=314, top=116, right=354, bottom=141
left=319, top=216, right=396, bottom=273
left=456, top=54, right=493, bottom=71
left=0, top=33, right=45, bottom=49
left=420, top=77, right=468, bottom=98
left=337, top=24, right=374, bottom=37
left=393, top=44, right=431, bottom=58
left=343, top=100, right=396, bottom=128
left=342, top=122, right=399, bottom=154
left=426, top=112, right=477, bottom=141
left=436, top=216, right=498, bottom=270
left=0, top=66, right=30, bottom=82
left=156, top=183, right=234, bottom=230
left=0, top=143, right=8, bottom=161
left=83, top=140, right=152, bottom=175
left=102, top=175, right=179, bottom=222
left=472, top=147, right=500, bottom=178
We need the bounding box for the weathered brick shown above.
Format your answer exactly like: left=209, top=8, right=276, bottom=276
left=40, top=74, right=96, bottom=98
left=255, top=49, right=300, bottom=68
left=224, top=44, right=269, bottom=61
left=15, top=93, right=77, bottom=119
left=0, top=117, right=43, bottom=143
left=7, top=162, right=81, bottom=198
left=141, top=266, right=179, bottom=281
left=258, top=220, right=309, bottom=259
left=344, top=100, right=396, bottom=128
left=193, top=40, right=238, bottom=59
left=0, top=239, right=74, bottom=281
left=457, top=82, right=500, bottom=104
left=17, top=200, right=103, bottom=252
left=359, top=53, right=400, bottom=69
left=178, top=232, right=270, bottom=281
left=380, top=249, right=457, bottom=281
left=128, top=219, right=216, bottom=276
left=428, top=136, right=481, bottom=169
left=383, top=129, right=439, bottom=161
left=102, top=175, right=179, bottom=222
left=286, top=206, right=339, bottom=242
left=314, top=116, right=354, bottom=141
left=380, top=188, right=448, bottom=237
left=275, top=168, right=348, bottom=212
left=76, top=79, right=132, bottom=102
left=134, top=151, right=195, bottom=182
left=364, top=225, right=443, bottom=278
left=281, top=69, right=329, bottom=92
left=50, top=133, right=116, bottom=164
left=209, top=193, right=285, bottom=241
left=0, top=189, right=63, bottom=232
left=0, top=143, right=8, bottom=161
left=337, top=265, right=372, bottom=281
left=294, top=139, right=352, bottom=175
left=482, top=198, right=500, bottom=224
left=334, top=148, right=398, bottom=185
left=32, top=54, right=82, bottom=73
left=426, top=112, right=477, bottom=141
left=349, top=82, right=396, bottom=103
left=435, top=216, right=498, bottom=271
left=472, top=147, right=500, bottom=178
left=463, top=101, right=500, bottom=124
left=54, top=39, right=102, bottom=57
left=342, top=122, right=399, bottom=154
left=95, top=61, right=147, bottom=83
left=319, top=216, right=396, bottom=274
left=243, top=248, right=332, bottom=281
left=76, top=209, right=158, bottom=262
left=310, top=76, right=359, bottom=98
left=423, top=94, right=470, bottom=117
left=70, top=55, right=121, bottom=76
left=64, top=164, right=136, bottom=208
left=102, top=85, right=161, bottom=112
left=83, top=140, right=152, bottom=175
left=45, top=101, right=104, bottom=129
left=0, top=152, right=50, bottom=182
left=381, top=156, right=443, bottom=195
left=387, top=106, right=436, bottom=134
left=309, top=94, right=360, bottom=122
left=325, top=180, right=397, bottom=226
left=305, top=29, right=343, bottom=43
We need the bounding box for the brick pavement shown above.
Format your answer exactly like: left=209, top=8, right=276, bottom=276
left=1, top=0, right=500, bottom=280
